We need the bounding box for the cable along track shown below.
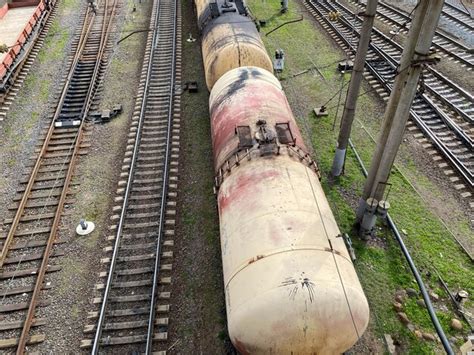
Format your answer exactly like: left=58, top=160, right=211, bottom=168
left=82, top=0, right=181, bottom=352
left=305, top=0, right=474, bottom=188
left=0, top=0, right=117, bottom=352
left=352, top=0, right=474, bottom=68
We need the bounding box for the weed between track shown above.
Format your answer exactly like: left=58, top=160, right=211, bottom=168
left=247, top=0, right=473, bottom=352
left=170, top=0, right=230, bottom=351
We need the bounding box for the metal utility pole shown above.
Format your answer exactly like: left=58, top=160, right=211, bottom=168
left=331, top=0, right=379, bottom=177
left=356, top=0, right=444, bottom=221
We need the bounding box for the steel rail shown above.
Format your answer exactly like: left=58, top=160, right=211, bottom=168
left=364, top=52, right=474, bottom=186
left=90, top=0, right=177, bottom=351
left=444, top=0, right=471, bottom=16
left=14, top=0, right=117, bottom=352
left=81, top=0, right=116, bottom=119
left=442, top=2, right=474, bottom=32
left=339, top=1, right=474, bottom=125
left=0, top=4, right=94, bottom=270
left=365, top=38, right=473, bottom=147
left=145, top=0, right=178, bottom=350
left=354, top=0, right=473, bottom=67
left=307, top=0, right=473, bottom=186
left=373, top=28, right=474, bottom=128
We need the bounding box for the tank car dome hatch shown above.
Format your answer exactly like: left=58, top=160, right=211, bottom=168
left=255, top=120, right=277, bottom=144
left=210, top=67, right=370, bottom=353
left=195, top=0, right=248, bottom=30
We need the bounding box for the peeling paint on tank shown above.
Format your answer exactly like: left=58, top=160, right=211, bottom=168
left=210, top=105, right=241, bottom=163
left=211, top=82, right=307, bottom=168
left=200, top=14, right=273, bottom=90
left=247, top=254, right=265, bottom=265
left=217, top=168, right=280, bottom=213
left=233, top=338, right=250, bottom=355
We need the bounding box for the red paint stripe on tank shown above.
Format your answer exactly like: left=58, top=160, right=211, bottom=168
left=218, top=168, right=280, bottom=213
left=211, top=82, right=307, bottom=169
left=233, top=338, right=250, bottom=355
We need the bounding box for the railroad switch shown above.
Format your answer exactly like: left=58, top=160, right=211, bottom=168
left=89, top=104, right=123, bottom=123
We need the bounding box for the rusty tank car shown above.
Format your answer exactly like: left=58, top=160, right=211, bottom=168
left=194, top=0, right=370, bottom=351
left=209, top=67, right=369, bottom=354
left=194, top=0, right=273, bottom=90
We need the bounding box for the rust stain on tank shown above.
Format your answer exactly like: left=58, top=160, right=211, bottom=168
left=200, top=15, right=273, bottom=90
left=211, top=77, right=308, bottom=168
left=209, top=68, right=370, bottom=353
left=247, top=254, right=265, bottom=265
left=233, top=338, right=250, bottom=355
left=218, top=169, right=279, bottom=212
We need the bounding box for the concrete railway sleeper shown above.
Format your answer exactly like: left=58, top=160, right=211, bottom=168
left=0, top=0, right=118, bottom=352
left=82, top=0, right=181, bottom=353
left=305, top=0, right=474, bottom=189
left=329, top=1, right=474, bottom=127
left=352, top=0, right=474, bottom=67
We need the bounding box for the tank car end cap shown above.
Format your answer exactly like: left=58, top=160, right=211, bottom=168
left=76, top=219, right=95, bottom=236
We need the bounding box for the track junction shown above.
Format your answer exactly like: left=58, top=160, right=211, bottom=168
left=305, top=0, right=474, bottom=190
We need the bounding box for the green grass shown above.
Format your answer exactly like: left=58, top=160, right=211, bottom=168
left=38, top=19, right=70, bottom=62
left=247, top=0, right=473, bottom=352
left=166, top=0, right=230, bottom=350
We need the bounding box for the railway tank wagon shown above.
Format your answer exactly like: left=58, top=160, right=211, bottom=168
left=194, top=0, right=273, bottom=90
left=193, top=0, right=370, bottom=352
left=210, top=67, right=369, bottom=353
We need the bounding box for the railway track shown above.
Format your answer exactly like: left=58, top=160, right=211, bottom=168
left=305, top=0, right=474, bottom=189
left=440, top=1, right=474, bottom=34
left=0, top=0, right=59, bottom=123
left=80, top=0, right=181, bottom=352
left=351, top=0, right=474, bottom=68
left=0, top=0, right=117, bottom=351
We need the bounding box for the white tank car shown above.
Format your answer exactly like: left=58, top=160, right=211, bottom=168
left=194, top=0, right=273, bottom=90
left=209, top=67, right=370, bottom=354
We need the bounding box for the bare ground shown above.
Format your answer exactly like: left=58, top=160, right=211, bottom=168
left=166, top=0, right=232, bottom=353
